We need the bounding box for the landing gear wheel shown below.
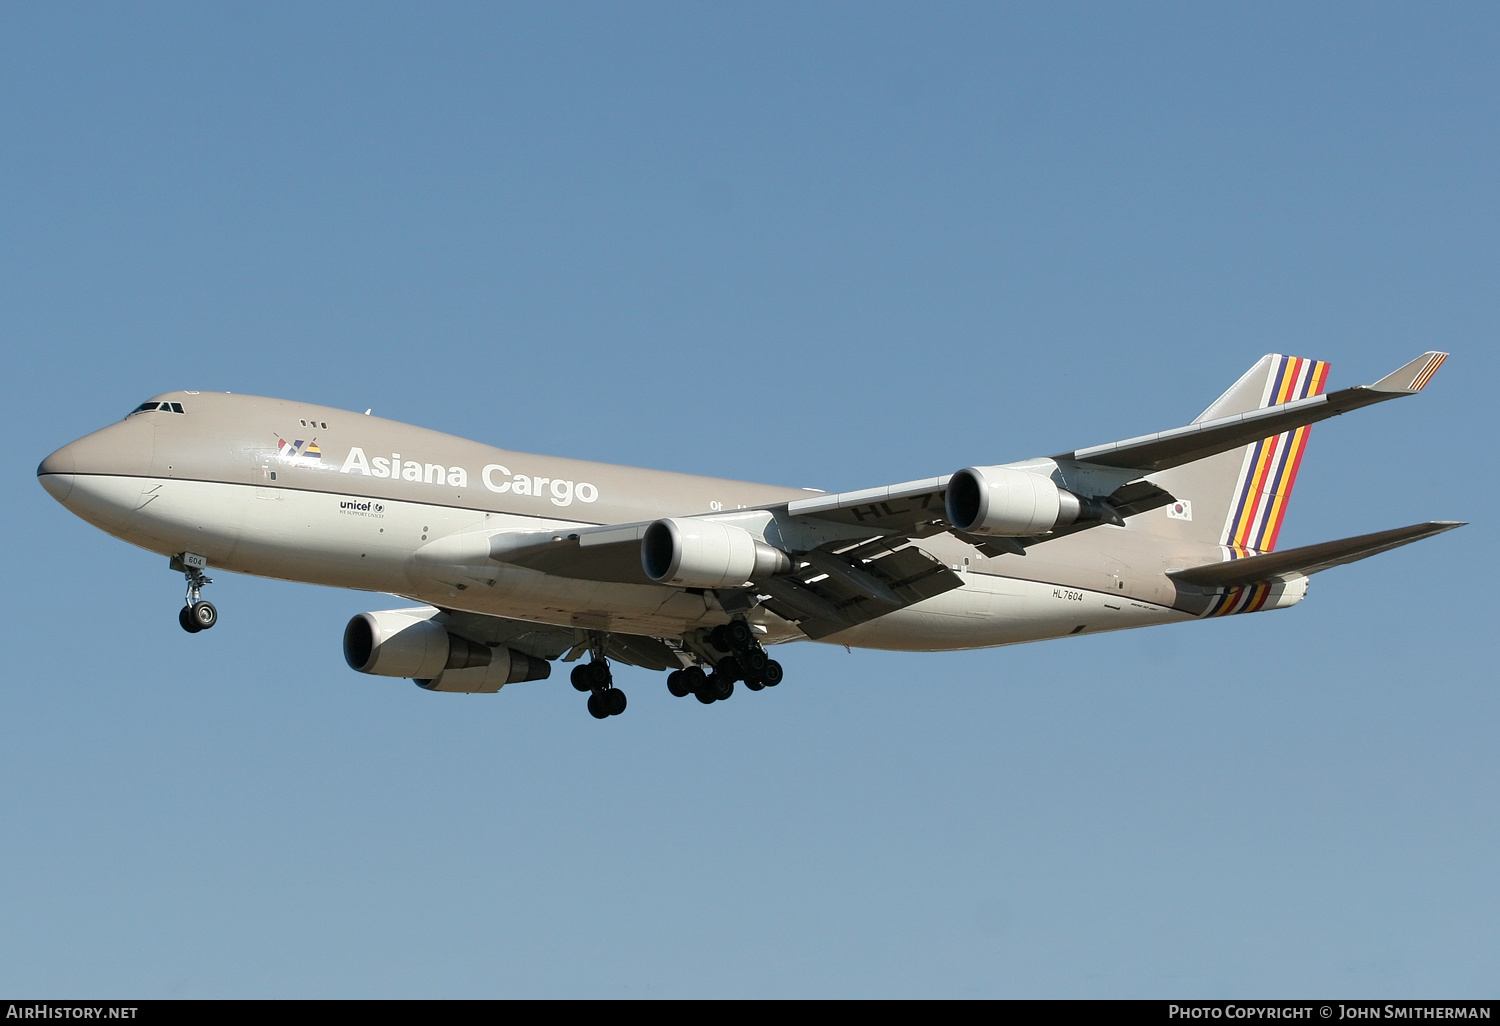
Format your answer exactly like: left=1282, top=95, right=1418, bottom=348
left=762, top=660, right=783, bottom=687
left=709, top=625, right=733, bottom=651
left=190, top=601, right=217, bottom=631
left=715, top=656, right=743, bottom=683
left=585, top=660, right=612, bottom=689
left=742, top=648, right=768, bottom=674
left=713, top=676, right=734, bottom=701
left=744, top=677, right=765, bottom=692
left=571, top=664, right=593, bottom=692
left=667, top=670, right=692, bottom=698
left=695, top=676, right=719, bottom=704
left=605, top=688, right=627, bottom=716
left=587, top=692, right=610, bottom=719
left=179, top=606, right=203, bottom=634
left=727, top=620, right=754, bottom=649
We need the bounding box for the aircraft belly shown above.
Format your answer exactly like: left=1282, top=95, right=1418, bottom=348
left=70, top=478, right=1193, bottom=650
left=105, top=478, right=737, bottom=638
left=400, top=571, right=724, bottom=638
left=819, top=574, right=1188, bottom=652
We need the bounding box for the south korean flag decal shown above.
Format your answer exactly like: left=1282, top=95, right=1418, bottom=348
left=1166, top=499, right=1193, bottom=521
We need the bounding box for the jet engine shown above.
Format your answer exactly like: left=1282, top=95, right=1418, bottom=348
left=641, top=517, right=793, bottom=588
left=945, top=465, right=1095, bottom=537
left=343, top=608, right=550, bottom=694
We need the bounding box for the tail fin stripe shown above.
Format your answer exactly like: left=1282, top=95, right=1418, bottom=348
left=1232, top=430, right=1283, bottom=549
left=1230, top=357, right=1298, bottom=548
left=1244, top=356, right=1311, bottom=548
left=1246, top=434, right=1293, bottom=550
left=1222, top=356, right=1331, bottom=552
left=1260, top=359, right=1330, bottom=547
left=1229, top=436, right=1273, bottom=549
left=1274, top=355, right=1303, bottom=406
left=1261, top=426, right=1309, bottom=550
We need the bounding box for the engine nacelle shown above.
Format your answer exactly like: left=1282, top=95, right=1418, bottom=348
left=342, top=608, right=550, bottom=694
left=945, top=465, right=1085, bottom=537
left=641, top=517, right=792, bottom=588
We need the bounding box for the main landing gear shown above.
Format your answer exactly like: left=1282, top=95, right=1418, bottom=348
left=571, top=657, right=626, bottom=719
left=666, top=619, right=783, bottom=706
left=173, top=555, right=218, bottom=634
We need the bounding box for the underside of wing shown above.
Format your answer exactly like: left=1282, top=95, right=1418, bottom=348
left=756, top=536, right=964, bottom=640
left=438, top=606, right=682, bottom=671
left=1167, top=521, right=1464, bottom=588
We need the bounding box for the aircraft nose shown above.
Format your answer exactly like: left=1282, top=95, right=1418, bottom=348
left=37, top=443, right=77, bottom=503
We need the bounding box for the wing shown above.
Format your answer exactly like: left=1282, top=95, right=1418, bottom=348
left=424, top=352, right=1448, bottom=639
left=435, top=517, right=969, bottom=640
left=439, top=606, right=683, bottom=671
left=1167, top=521, right=1464, bottom=588
left=1058, top=352, right=1448, bottom=473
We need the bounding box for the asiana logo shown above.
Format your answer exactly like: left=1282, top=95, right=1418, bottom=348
left=276, top=434, right=323, bottom=464
left=338, top=446, right=599, bottom=507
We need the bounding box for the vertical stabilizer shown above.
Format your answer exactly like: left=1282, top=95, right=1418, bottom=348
left=1148, top=355, right=1330, bottom=552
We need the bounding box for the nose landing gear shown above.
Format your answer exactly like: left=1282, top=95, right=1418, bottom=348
left=172, top=553, right=217, bottom=634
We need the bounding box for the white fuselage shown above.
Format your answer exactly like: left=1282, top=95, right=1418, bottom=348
left=52, top=468, right=1191, bottom=652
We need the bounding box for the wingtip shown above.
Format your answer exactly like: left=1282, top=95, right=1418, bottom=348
left=1371, top=351, right=1449, bottom=393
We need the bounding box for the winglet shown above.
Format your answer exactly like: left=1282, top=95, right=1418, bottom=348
left=1369, top=352, right=1448, bottom=394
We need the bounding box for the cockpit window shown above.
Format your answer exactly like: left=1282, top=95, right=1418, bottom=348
left=127, top=401, right=187, bottom=417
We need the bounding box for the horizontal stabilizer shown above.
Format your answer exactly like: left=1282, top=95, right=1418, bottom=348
left=1061, top=352, right=1449, bottom=474
left=1168, top=521, right=1464, bottom=588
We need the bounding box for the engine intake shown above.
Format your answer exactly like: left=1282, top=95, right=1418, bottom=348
left=642, top=518, right=792, bottom=588
left=343, top=608, right=550, bottom=693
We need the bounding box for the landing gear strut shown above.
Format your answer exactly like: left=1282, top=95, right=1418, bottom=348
left=570, top=647, right=626, bottom=719
left=666, top=618, right=783, bottom=705
left=173, top=554, right=217, bottom=634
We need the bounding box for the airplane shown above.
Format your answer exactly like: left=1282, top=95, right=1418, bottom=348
left=37, top=351, right=1461, bottom=719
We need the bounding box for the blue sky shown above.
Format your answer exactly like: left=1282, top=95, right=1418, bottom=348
left=2, top=3, right=1495, bottom=997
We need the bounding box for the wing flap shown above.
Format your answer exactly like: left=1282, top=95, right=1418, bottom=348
left=759, top=543, right=963, bottom=640
left=1168, top=521, right=1464, bottom=588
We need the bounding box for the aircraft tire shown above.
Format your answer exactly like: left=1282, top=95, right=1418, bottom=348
left=606, top=688, right=626, bottom=716
left=587, top=692, right=609, bottom=719
left=667, top=671, right=692, bottom=698
left=762, top=660, right=783, bottom=686
left=571, top=664, right=592, bottom=692
left=744, top=677, right=765, bottom=691
left=715, top=656, right=742, bottom=683
left=713, top=677, right=734, bottom=702
left=179, top=606, right=202, bottom=633
left=695, top=679, right=718, bottom=704
left=727, top=620, right=753, bottom=649
left=586, top=660, right=612, bottom=689
left=190, top=601, right=217, bottom=630
left=742, top=648, right=768, bottom=673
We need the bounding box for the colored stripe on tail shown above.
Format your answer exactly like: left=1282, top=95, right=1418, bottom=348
left=1220, top=356, right=1330, bottom=553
